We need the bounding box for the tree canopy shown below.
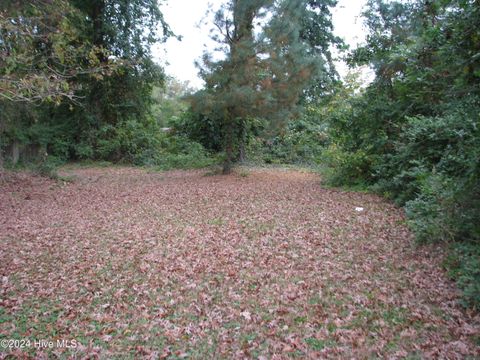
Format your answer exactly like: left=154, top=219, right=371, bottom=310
left=0, top=0, right=173, bottom=165
left=191, top=0, right=339, bottom=173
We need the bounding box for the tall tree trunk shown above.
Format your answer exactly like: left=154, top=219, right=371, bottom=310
left=227, top=0, right=256, bottom=168
left=238, top=121, right=246, bottom=163
left=223, top=121, right=234, bottom=174
left=238, top=141, right=246, bottom=163
left=12, top=139, right=20, bottom=165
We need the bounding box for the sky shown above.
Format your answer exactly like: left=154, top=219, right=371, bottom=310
left=153, top=0, right=369, bottom=89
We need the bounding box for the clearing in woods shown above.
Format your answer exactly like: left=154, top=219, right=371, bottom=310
left=0, top=166, right=479, bottom=358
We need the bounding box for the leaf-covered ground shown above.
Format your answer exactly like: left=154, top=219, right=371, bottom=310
left=1, top=166, right=479, bottom=359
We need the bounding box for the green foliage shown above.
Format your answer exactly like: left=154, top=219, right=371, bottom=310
left=34, top=156, right=65, bottom=179
left=3, top=153, right=64, bottom=180
left=405, top=170, right=480, bottom=244
left=67, top=0, right=172, bottom=163
left=444, top=242, right=480, bottom=310
left=300, top=0, right=344, bottom=102
left=323, top=0, right=480, bottom=307
left=0, top=0, right=107, bottom=103
left=327, top=0, right=480, bottom=239
left=88, top=118, right=215, bottom=169
left=153, top=136, right=216, bottom=171
left=0, top=0, right=190, bottom=173
left=405, top=174, right=460, bottom=243
left=151, top=78, right=192, bottom=127
left=321, top=145, right=375, bottom=187
left=372, top=101, right=480, bottom=248
left=377, top=103, right=480, bottom=206
left=95, top=119, right=159, bottom=163
left=247, top=111, right=328, bottom=165
left=173, top=111, right=224, bottom=152
left=192, top=0, right=337, bottom=173
left=72, top=0, right=173, bottom=58
left=313, top=72, right=382, bottom=185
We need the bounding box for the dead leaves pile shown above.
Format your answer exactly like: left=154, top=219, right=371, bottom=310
left=0, top=167, right=479, bottom=359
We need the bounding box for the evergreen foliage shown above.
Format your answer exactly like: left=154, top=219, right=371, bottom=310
left=190, top=0, right=337, bottom=173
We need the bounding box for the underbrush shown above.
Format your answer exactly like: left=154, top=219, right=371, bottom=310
left=319, top=144, right=375, bottom=189
left=246, top=118, right=327, bottom=166
left=444, top=242, right=480, bottom=310
left=90, top=120, right=216, bottom=169
left=321, top=100, right=480, bottom=310
left=1, top=111, right=219, bottom=181
left=2, top=156, right=64, bottom=180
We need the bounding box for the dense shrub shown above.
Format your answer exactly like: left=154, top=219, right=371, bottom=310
left=173, top=111, right=223, bottom=152
left=323, top=94, right=480, bottom=307
left=376, top=106, right=480, bottom=204
left=404, top=174, right=458, bottom=243
left=444, top=242, right=480, bottom=310
left=95, top=119, right=162, bottom=164
left=405, top=172, right=479, bottom=246
left=92, top=119, right=216, bottom=169
left=2, top=113, right=216, bottom=172
left=151, top=135, right=217, bottom=170
left=261, top=119, right=327, bottom=164
left=34, top=156, right=65, bottom=179
left=245, top=111, right=328, bottom=165
left=375, top=102, right=480, bottom=239
left=176, top=104, right=329, bottom=167
left=321, top=144, right=377, bottom=187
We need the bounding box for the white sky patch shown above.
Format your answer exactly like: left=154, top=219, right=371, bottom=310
left=153, top=0, right=371, bottom=89
left=332, top=0, right=374, bottom=83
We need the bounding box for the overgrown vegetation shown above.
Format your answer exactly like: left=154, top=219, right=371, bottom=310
left=316, top=0, right=480, bottom=308
left=0, top=0, right=215, bottom=174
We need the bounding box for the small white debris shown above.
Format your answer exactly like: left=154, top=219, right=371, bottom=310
left=355, top=207, right=364, bottom=212
left=241, top=311, right=252, bottom=321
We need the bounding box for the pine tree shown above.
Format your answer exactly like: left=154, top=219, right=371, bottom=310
left=192, top=0, right=322, bottom=174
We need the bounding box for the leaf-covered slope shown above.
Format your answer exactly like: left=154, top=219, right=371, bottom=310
left=0, top=167, right=478, bottom=358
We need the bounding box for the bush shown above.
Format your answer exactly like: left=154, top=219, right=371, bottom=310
left=173, top=111, right=223, bottom=152
left=95, top=119, right=162, bottom=163
left=376, top=108, right=480, bottom=206
left=405, top=174, right=459, bottom=243
left=247, top=116, right=328, bottom=165
left=34, top=156, right=64, bottom=179
left=86, top=117, right=216, bottom=170
left=444, top=242, right=480, bottom=310
left=405, top=172, right=480, bottom=242
left=321, top=88, right=480, bottom=307
left=321, top=144, right=376, bottom=187
left=377, top=103, right=480, bottom=309
left=152, top=135, right=217, bottom=170
left=74, top=143, right=95, bottom=160
left=377, top=104, right=480, bottom=242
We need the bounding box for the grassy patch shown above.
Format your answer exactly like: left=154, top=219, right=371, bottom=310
left=305, top=337, right=337, bottom=351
